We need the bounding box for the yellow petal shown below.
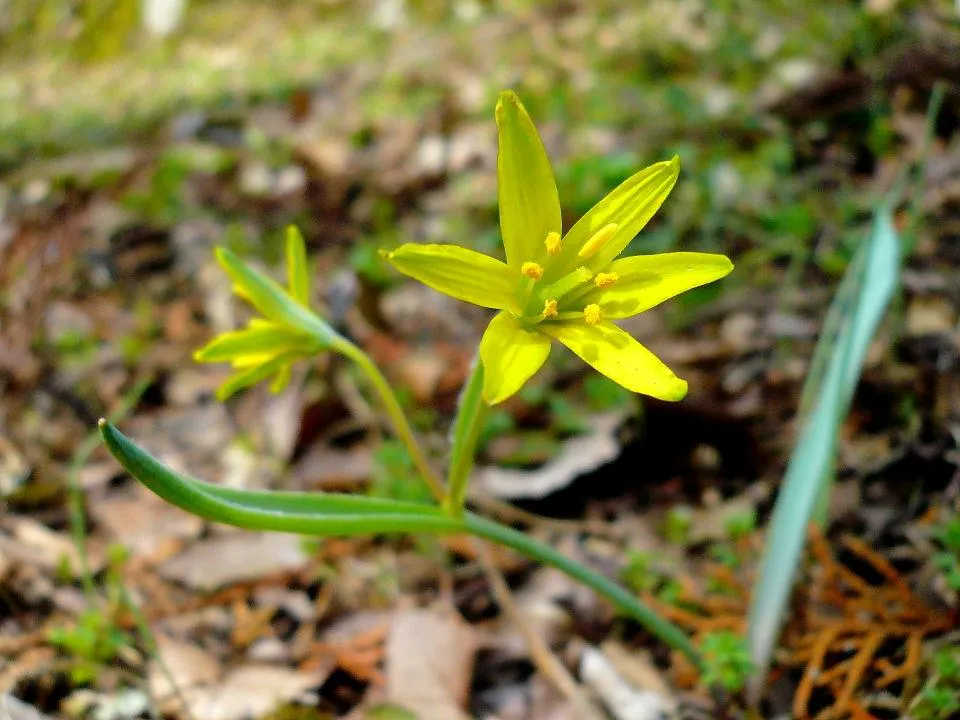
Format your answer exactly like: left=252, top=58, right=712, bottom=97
left=540, top=321, right=687, bottom=401
left=216, top=353, right=298, bottom=401
left=384, top=243, right=522, bottom=313
left=496, top=91, right=562, bottom=270
left=479, top=311, right=552, bottom=404
left=194, top=323, right=317, bottom=365
left=286, top=225, right=311, bottom=307
left=215, top=248, right=339, bottom=343
left=586, top=252, right=734, bottom=319
left=549, top=157, right=680, bottom=277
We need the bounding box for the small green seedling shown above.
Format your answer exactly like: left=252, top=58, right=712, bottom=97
left=620, top=550, right=662, bottom=594
left=912, top=647, right=960, bottom=720
left=662, top=505, right=694, bottom=545
left=699, top=631, right=754, bottom=693
left=933, top=515, right=960, bottom=591
left=47, top=545, right=137, bottom=685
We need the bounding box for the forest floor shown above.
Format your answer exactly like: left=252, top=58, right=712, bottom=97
left=2, top=2, right=960, bottom=719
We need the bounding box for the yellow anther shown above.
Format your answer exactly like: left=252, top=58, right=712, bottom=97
left=544, top=231, right=562, bottom=256
left=593, top=272, right=619, bottom=288
left=584, top=304, right=602, bottom=325
left=578, top=223, right=619, bottom=259
left=542, top=299, right=558, bottom=319
left=521, top=262, right=544, bottom=280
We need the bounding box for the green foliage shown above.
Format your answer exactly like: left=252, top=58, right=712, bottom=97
left=121, top=149, right=193, bottom=225
left=913, top=688, right=960, bottom=720
left=350, top=242, right=397, bottom=287
left=699, top=631, right=754, bottom=693
left=708, top=543, right=741, bottom=571
left=583, top=375, right=633, bottom=412
left=478, top=408, right=516, bottom=451
left=932, top=514, right=960, bottom=591
left=48, top=608, right=134, bottom=685
left=368, top=441, right=435, bottom=506
left=912, top=648, right=960, bottom=720
left=661, top=506, right=693, bottom=545
left=747, top=211, right=901, bottom=690
left=364, top=704, right=418, bottom=720
left=724, top=509, right=757, bottom=541
left=47, top=545, right=136, bottom=685
left=620, top=551, right=660, bottom=594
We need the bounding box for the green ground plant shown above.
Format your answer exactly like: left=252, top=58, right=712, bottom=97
left=95, top=89, right=906, bottom=704
left=99, top=91, right=734, bottom=682
left=911, top=647, right=960, bottom=720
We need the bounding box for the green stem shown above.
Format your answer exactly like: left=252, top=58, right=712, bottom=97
left=444, top=356, right=488, bottom=516
left=465, top=513, right=703, bottom=671
left=337, top=339, right=446, bottom=505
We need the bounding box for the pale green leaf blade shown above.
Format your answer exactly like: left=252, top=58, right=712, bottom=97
left=746, top=211, right=901, bottom=697
left=98, top=421, right=465, bottom=536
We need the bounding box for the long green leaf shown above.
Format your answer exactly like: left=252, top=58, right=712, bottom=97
left=99, top=420, right=463, bottom=535
left=746, top=211, right=901, bottom=696
left=99, top=420, right=703, bottom=669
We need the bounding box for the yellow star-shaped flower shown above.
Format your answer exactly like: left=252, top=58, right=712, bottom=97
left=384, top=90, right=734, bottom=405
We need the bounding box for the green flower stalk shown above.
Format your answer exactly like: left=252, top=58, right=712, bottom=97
left=384, top=91, right=733, bottom=405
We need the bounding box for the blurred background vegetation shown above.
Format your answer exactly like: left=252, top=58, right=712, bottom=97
left=3, top=1, right=960, bottom=717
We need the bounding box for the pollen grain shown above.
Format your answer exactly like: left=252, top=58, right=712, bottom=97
left=584, top=304, right=602, bottom=325
left=521, top=262, right=544, bottom=280
left=544, top=231, right=562, bottom=255
left=594, top=272, right=619, bottom=288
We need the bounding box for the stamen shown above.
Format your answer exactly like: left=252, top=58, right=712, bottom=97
left=593, top=272, right=619, bottom=288
left=521, top=261, right=544, bottom=280
left=578, top=223, right=619, bottom=259
left=542, top=299, right=558, bottom=319
left=584, top=304, right=602, bottom=325
left=544, top=231, right=562, bottom=256
left=541, top=266, right=593, bottom=299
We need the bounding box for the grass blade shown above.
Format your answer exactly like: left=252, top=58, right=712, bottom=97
left=746, top=211, right=901, bottom=697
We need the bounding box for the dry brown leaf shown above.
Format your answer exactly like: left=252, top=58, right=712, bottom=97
left=385, top=607, right=478, bottom=720
left=159, top=533, right=309, bottom=592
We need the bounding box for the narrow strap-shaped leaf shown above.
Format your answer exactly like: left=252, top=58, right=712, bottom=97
left=99, top=420, right=702, bottom=671
left=99, top=421, right=464, bottom=536
left=746, top=211, right=900, bottom=698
